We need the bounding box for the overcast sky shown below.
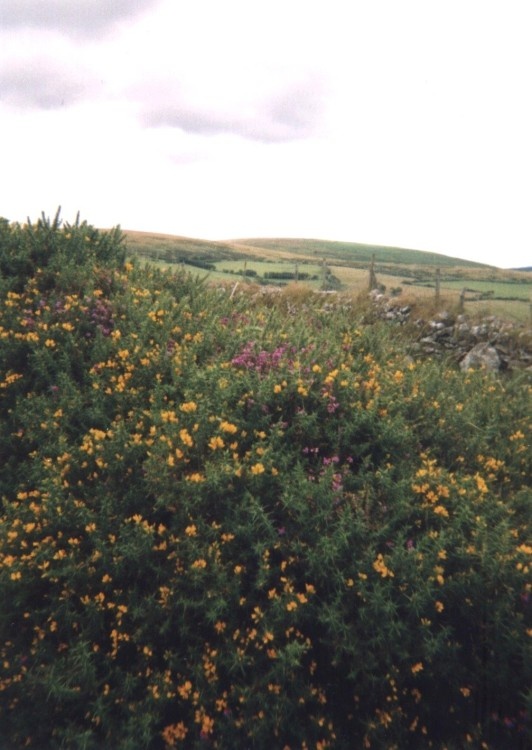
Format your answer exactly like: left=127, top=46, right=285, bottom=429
left=1, top=0, right=531, bottom=268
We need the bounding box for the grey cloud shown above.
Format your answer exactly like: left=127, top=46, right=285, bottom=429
left=145, top=107, right=225, bottom=137
left=0, top=59, right=96, bottom=109
left=265, top=80, right=325, bottom=138
left=0, top=0, right=158, bottom=37
left=141, top=77, right=325, bottom=144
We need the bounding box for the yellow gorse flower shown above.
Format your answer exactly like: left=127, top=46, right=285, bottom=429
left=373, top=554, right=394, bottom=578
left=179, top=429, right=193, bottom=447
left=180, top=401, right=197, bottom=413
left=186, top=472, right=205, bottom=483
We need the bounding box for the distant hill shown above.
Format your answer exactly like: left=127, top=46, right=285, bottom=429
left=230, top=237, right=490, bottom=270
left=124, top=230, right=492, bottom=271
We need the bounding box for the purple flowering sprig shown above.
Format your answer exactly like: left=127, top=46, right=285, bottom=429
left=87, top=297, right=114, bottom=337
left=302, top=450, right=355, bottom=499
left=231, top=341, right=289, bottom=375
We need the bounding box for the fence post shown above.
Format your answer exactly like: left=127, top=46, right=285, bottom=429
left=459, top=288, right=466, bottom=313
left=368, top=253, right=378, bottom=291
left=435, top=268, right=441, bottom=306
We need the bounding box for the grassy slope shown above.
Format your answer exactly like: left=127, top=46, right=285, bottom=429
left=231, top=237, right=489, bottom=269
left=125, top=231, right=489, bottom=269
left=124, top=230, right=249, bottom=262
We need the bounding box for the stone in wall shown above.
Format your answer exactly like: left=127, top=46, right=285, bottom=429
left=459, top=343, right=501, bottom=372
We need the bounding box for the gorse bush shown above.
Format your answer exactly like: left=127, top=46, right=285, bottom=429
left=0, top=209, right=125, bottom=296
left=0, top=214, right=530, bottom=749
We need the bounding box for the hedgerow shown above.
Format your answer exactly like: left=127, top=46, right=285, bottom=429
left=0, top=214, right=530, bottom=749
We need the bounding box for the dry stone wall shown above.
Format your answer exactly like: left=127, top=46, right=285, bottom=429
left=368, top=290, right=532, bottom=373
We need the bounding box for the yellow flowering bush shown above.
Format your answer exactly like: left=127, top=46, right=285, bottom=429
left=0, top=214, right=530, bottom=748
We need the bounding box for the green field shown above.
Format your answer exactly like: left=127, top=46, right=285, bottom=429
left=440, top=279, right=531, bottom=300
